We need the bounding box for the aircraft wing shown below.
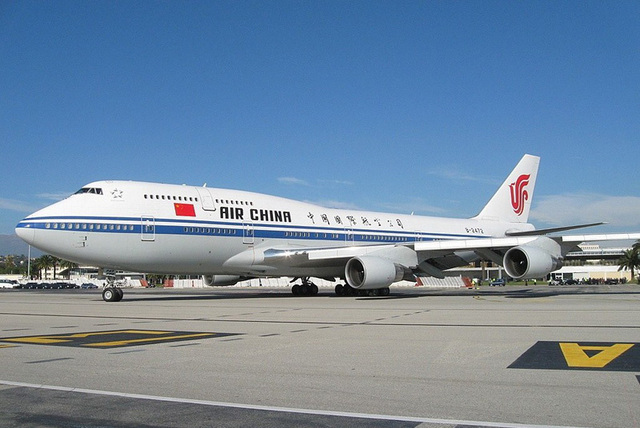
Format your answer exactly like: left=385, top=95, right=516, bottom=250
left=258, top=244, right=418, bottom=268
left=558, top=233, right=640, bottom=243
left=227, top=236, right=541, bottom=280
left=412, top=236, right=538, bottom=252
left=234, top=232, right=640, bottom=283
left=257, top=236, right=542, bottom=264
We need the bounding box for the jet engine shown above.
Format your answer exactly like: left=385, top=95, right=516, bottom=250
left=202, top=275, right=241, bottom=287
left=345, top=256, right=404, bottom=290
left=503, top=241, right=563, bottom=279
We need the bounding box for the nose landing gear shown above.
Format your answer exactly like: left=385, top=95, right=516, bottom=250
left=101, top=273, right=124, bottom=302
left=102, top=286, right=123, bottom=302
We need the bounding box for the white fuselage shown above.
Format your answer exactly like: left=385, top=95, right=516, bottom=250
left=15, top=180, right=531, bottom=278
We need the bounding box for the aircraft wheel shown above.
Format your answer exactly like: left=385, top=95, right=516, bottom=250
left=310, top=284, right=318, bottom=295
left=292, top=284, right=300, bottom=295
left=335, top=284, right=344, bottom=296
left=115, top=288, right=124, bottom=301
left=380, top=287, right=390, bottom=296
left=102, top=287, right=116, bottom=302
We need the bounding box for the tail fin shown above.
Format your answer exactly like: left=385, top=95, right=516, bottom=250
left=473, top=154, right=540, bottom=223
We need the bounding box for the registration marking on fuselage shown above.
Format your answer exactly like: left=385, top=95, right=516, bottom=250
left=0, top=330, right=240, bottom=349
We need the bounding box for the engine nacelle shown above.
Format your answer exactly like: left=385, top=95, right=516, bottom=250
left=345, top=256, right=404, bottom=290
left=202, top=275, right=241, bottom=287
left=503, top=245, right=562, bottom=279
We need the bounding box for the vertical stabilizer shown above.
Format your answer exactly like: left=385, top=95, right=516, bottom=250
left=473, top=154, right=539, bottom=223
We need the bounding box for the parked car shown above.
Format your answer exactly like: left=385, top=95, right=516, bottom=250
left=81, top=283, right=98, bottom=289
left=0, top=279, right=19, bottom=289
left=490, top=278, right=506, bottom=286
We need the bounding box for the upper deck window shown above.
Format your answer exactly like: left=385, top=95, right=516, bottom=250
left=75, top=187, right=103, bottom=195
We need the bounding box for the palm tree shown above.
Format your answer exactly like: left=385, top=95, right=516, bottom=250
left=51, top=256, right=62, bottom=279
left=31, top=257, right=43, bottom=280
left=5, top=255, right=15, bottom=274
left=618, top=243, right=640, bottom=283
left=36, top=255, right=56, bottom=280
left=59, top=259, right=79, bottom=279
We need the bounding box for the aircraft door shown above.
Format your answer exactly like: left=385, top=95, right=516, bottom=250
left=243, top=222, right=255, bottom=244
left=345, top=227, right=355, bottom=245
left=196, top=187, right=216, bottom=211
left=141, top=216, right=155, bottom=241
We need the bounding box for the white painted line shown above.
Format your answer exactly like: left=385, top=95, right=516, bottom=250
left=0, top=380, right=587, bottom=428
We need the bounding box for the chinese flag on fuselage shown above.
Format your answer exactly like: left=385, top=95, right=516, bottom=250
left=174, top=203, right=196, bottom=217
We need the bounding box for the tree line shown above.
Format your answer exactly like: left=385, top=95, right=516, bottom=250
left=617, top=242, right=640, bottom=283
left=0, top=254, right=78, bottom=279
left=1, top=242, right=639, bottom=282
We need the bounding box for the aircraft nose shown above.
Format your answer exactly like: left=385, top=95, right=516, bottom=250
left=15, top=221, right=36, bottom=246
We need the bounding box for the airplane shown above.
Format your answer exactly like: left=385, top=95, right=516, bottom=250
left=15, top=154, right=640, bottom=302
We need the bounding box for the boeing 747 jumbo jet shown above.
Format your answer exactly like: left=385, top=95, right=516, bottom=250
left=15, top=154, right=640, bottom=302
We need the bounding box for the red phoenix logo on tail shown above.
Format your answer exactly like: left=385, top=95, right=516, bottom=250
left=509, top=174, right=530, bottom=216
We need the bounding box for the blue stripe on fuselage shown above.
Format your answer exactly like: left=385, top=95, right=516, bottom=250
left=16, top=215, right=481, bottom=243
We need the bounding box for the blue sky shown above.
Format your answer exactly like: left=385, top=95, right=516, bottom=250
left=1, top=0, right=639, bottom=236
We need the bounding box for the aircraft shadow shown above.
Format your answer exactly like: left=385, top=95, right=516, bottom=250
left=112, top=285, right=640, bottom=302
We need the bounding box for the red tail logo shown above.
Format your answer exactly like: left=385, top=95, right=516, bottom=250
left=509, top=174, right=530, bottom=216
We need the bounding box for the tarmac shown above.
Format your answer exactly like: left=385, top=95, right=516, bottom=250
left=0, top=285, right=639, bottom=428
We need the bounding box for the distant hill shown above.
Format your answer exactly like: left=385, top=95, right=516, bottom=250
left=0, top=234, right=42, bottom=256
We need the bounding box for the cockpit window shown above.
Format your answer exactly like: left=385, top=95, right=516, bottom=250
left=75, top=187, right=103, bottom=195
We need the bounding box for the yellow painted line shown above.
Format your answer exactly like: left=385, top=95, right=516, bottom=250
left=0, top=344, right=18, bottom=348
left=83, top=332, right=217, bottom=348
left=559, top=342, right=634, bottom=368
left=2, top=330, right=172, bottom=345
left=3, top=337, right=70, bottom=345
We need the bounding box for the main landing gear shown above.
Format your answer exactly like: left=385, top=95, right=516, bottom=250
left=291, top=277, right=319, bottom=296
left=102, top=276, right=124, bottom=302
left=334, top=283, right=390, bottom=297
left=289, top=277, right=392, bottom=297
